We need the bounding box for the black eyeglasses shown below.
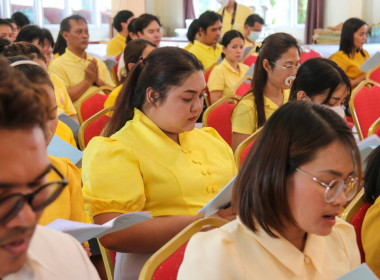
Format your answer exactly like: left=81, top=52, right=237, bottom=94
left=0, top=165, right=68, bottom=225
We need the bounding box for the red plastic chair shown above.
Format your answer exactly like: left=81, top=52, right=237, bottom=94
left=235, top=76, right=252, bottom=97
left=351, top=202, right=372, bottom=263
left=202, top=95, right=241, bottom=146
left=78, top=106, right=112, bottom=149
left=243, top=54, right=258, bottom=67
left=349, top=80, right=380, bottom=139
left=78, top=92, right=109, bottom=124
left=139, top=218, right=227, bottom=280
left=368, top=117, right=380, bottom=137
left=234, top=128, right=262, bottom=168
left=300, top=48, right=322, bottom=64
left=367, top=64, right=380, bottom=84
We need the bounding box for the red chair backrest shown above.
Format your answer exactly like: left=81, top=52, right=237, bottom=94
left=80, top=93, right=108, bottom=123
left=369, top=66, right=380, bottom=84
left=152, top=242, right=188, bottom=279
left=375, top=126, right=380, bottom=137
left=243, top=55, right=258, bottom=67
left=350, top=202, right=371, bottom=263
left=84, top=114, right=110, bottom=146
left=235, top=79, right=251, bottom=97
left=207, top=102, right=237, bottom=145
left=300, top=49, right=322, bottom=64
left=353, top=85, right=380, bottom=138
left=240, top=141, right=255, bottom=165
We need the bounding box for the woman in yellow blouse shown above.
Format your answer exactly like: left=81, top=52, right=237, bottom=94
left=82, top=47, right=237, bottom=279
left=208, top=30, right=249, bottom=104
left=330, top=18, right=369, bottom=88
left=231, top=32, right=300, bottom=151
left=178, top=101, right=361, bottom=280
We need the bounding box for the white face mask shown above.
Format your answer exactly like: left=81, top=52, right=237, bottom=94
left=217, top=0, right=228, bottom=6
left=248, top=31, right=261, bottom=42
left=285, top=75, right=296, bottom=87
left=329, top=105, right=346, bottom=119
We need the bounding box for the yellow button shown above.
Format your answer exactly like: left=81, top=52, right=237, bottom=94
left=304, top=255, right=310, bottom=264
left=201, top=170, right=208, bottom=175
left=182, top=148, right=191, bottom=154
left=207, top=186, right=213, bottom=193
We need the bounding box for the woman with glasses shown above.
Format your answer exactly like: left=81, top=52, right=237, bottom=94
left=178, top=101, right=361, bottom=279
left=82, top=47, right=237, bottom=279
left=231, top=32, right=300, bottom=151
left=289, top=58, right=351, bottom=119
left=330, top=18, right=369, bottom=88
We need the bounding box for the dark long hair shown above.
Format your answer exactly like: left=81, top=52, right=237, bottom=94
left=103, top=47, right=203, bottom=137
left=363, top=146, right=380, bottom=204
left=249, top=32, right=300, bottom=128
left=339, top=18, right=367, bottom=58
left=290, top=58, right=351, bottom=105
left=233, top=101, right=361, bottom=237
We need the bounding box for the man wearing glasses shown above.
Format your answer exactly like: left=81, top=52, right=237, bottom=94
left=0, top=57, right=99, bottom=279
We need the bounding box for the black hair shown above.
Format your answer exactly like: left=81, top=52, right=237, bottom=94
left=187, top=19, right=199, bottom=43
left=123, top=38, right=156, bottom=75
left=104, top=47, right=203, bottom=136
left=244, top=14, right=265, bottom=26
left=15, top=25, right=42, bottom=44
left=134, top=14, right=161, bottom=34
left=290, top=58, right=351, bottom=106
left=127, top=18, right=138, bottom=43
left=0, top=19, right=12, bottom=29
left=198, top=11, right=222, bottom=33
left=41, top=28, right=54, bottom=48
left=339, top=18, right=367, bottom=58
left=363, top=146, right=380, bottom=204
left=246, top=32, right=300, bottom=128
left=0, top=37, right=11, bottom=54
left=53, top=15, right=87, bottom=55
left=11, top=11, right=30, bottom=28
left=113, top=10, right=134, bottom=32
left=220, top=30, right=244, bottom=58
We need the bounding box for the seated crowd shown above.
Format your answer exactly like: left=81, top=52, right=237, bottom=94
left=0, top=2, right=379, bottom=279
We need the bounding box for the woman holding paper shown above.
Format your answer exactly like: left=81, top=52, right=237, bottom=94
left=178, top=101, right=361, bottom=279
left=330, top=18, right=369, bottom=88
left=82, top=47, right=237, bottom=279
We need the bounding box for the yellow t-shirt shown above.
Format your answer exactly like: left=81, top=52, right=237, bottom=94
left=208, top=59, right=249, bottom=98
left=55, top=120, right=77, bottom=148
left=104, top=84, right=122, bottom=108
left=48, top=48, right=115, bottom=108
left=106, top=33, right=126, bottom=57
left=49, top=72, right=77, bottom=117
left=39, top=155, right=86, bottom=225
left=184, top=42, right=193, bottom=51
left=82, top=109, right=237, bottom=218
left=188, top=40, right=223, bottom=70
left=217, top=3, right=252, bottom=35
left=330, top=50, right=369, bottom=80
left=231, top=91, right=289, bottom=135
left=178, top=218, right=360, bottom=279
left=362, top=196, right=380, bottom=278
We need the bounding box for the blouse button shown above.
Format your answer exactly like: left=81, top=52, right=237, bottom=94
left=304, top=255, right=311, bottom=264
left=201, top=170, right=208, bottom=175
left=207, top=186, right=213, bottom=193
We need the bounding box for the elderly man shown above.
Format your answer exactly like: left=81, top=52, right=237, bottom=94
left=49, top=15, right=115, bottom=107
left=0, top=57, right=100, bottom=279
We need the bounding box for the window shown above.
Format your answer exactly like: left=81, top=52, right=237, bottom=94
left=71, top=0, right=93, bottom=24
left=10, top=0, right=34, bottom=24
left=42, top=0, right=64, bottom=24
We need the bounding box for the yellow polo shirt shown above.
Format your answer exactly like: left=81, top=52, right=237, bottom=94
left=106, top=33, right=126, bottom=57
left=48, top=48, right=115, bottom=108
left=231, top=91, right=289, bottom=135
left=184, top=42, right=193, bottom=51
left=217, top=3, right=252, bottom=35
left=104, top=84, right=122, bottom=108
left=188, top=40, right=223, bottom=70
left=330, top=50, right=369, bottom=80
left=178, top=218, right=360, bottom=279
left=208, top=59, right=249, bottom=98
left=49, top=72, right=77, bottom=117
left=39, top=155, right=86, bottom=225
left=362, top=196, right=380, bottom=278
left=82, top=108, right=237, bottom=218
left=55, top=120, right=77, bottom=148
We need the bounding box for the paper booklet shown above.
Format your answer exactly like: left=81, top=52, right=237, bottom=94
left=360, top=51, right=380, bottom=72
left=358, top=134, right=380, bottom=169
left=199, top=175, right=236, bottom=217
left=46, top=212, right=152, bottom=243
left=337, top=263, right=378, bottom=280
